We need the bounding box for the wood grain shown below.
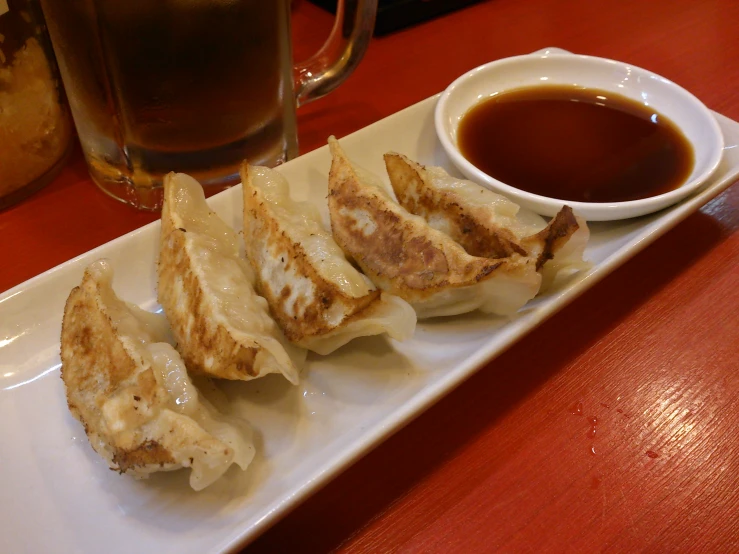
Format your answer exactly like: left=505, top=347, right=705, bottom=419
left=1, top=0, right=737, bottom=552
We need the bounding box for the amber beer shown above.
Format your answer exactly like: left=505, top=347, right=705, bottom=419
left=40, top=0, right=297, bottom=208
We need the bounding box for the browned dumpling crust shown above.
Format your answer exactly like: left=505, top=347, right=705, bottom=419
left=327, top=137, right=541, bottom=318
left=61, top=259, right=254, bottom=490
left=383, top=151, right=589, bottom=286
left=158, top=172, right=304, bottom=382
left=241, top=163, right=415, bottom=354
left=385, top=152, right=527, bottom=259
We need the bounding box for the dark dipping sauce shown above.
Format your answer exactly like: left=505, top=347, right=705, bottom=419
left=457, top=86, right=695, bottom=203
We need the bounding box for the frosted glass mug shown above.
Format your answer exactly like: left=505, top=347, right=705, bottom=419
left=40, top=0, right=377, bottom=210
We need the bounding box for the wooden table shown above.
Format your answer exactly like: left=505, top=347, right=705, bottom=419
left=3, top=0, right=738, bottom=551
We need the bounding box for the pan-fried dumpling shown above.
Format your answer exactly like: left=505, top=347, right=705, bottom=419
left=61, top=259, right=255, bottom=491
left=241, top=163, right=416, bottom=354
left=158, top=172, right=304, bottom=384
left=327, top=137, right=541, bottom=318
left=383, top=152, right=590, bottom=286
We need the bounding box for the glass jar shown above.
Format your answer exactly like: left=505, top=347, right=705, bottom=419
left=0, top=0, right=73, bottom=210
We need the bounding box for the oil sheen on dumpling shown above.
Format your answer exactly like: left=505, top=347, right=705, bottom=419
left=241, top=163, right=416, bottom=355
left=158, top=172, right=304, bottom=384
left=383, top=152, right=590, bottom=287
left=327, top=137, right=541, bottom=318
left=60, top=259, right=254, bottom=491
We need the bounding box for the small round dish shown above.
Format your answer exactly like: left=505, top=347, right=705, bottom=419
left=435, top=52, right=724, bottom=221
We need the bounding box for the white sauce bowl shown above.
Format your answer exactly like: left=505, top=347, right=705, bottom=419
left=435, top=51, right=724, bottom=221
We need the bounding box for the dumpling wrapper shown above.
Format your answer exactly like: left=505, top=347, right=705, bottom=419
left=384, top=152, right=590, bottom=287
left=158, top=172, right=304, bottom=384
left=327, top=137, right=541, bottom=319
left=241, top=163, right=416, bottom=354
left=60, top=259, right=255, bottom=491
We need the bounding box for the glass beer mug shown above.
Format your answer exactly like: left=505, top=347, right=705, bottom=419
left=40, top=0, right=377, bottom=210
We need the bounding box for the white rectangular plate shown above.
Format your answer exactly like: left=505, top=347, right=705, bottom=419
left=1, top=59, right=738, bottom=554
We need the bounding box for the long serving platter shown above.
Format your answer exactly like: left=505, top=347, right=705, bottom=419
left=1, top=50, right=738, bottom=554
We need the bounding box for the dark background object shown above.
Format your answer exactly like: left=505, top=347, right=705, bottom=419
left=308, top=0, right=485, bottom=36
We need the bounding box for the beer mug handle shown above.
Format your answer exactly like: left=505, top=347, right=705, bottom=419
left=294, top=0, right=378, bottom=107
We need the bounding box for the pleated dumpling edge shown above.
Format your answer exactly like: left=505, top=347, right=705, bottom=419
left=241, top=162, right=416, bottom=355
left=326, top=137, right=542, bottom=319
left=158, top=172, right=305, bottom=384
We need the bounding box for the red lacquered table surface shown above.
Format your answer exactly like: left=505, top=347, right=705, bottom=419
left=3, top=0, right=738, bottom=552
